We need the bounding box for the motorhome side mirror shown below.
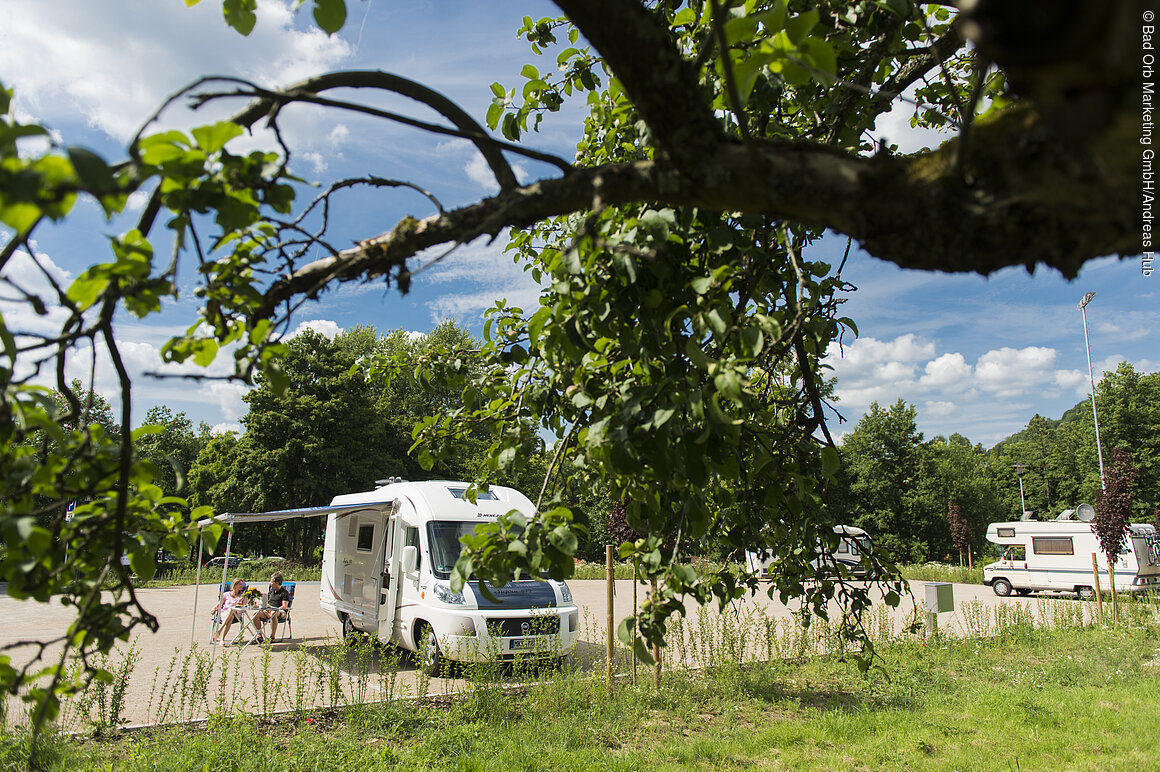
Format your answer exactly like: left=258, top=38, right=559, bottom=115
left=402, top=545, right=417, bottom=575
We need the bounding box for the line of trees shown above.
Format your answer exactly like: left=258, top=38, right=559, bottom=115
left=827, top=362, right=1160, bottom=564
left=66, top=347, right=1157, bottom=569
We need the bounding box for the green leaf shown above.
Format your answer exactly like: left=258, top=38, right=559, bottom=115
left=520, top=64, right=539, bottom=80
left=785, top=9, right=818, bottom=45
left=138, top=131, right=190, bottom=165
left=547, top=525, right=578, bottom=556
left=66, top=267, right=112, bottom=311
left=222, top=0, right=257, bottom=35
left=740, top=326, right=764, bottom=357
left=489, top=81, right=506, bottom=98
left=821, top=445, right=840, bottom=478
left=66, top=147, right=114, bottom=192
left=191, top=122, right=243, bottom=154
left=313, top=0, right=346, bottom=35
left=0, top=201, right=40, bottom=234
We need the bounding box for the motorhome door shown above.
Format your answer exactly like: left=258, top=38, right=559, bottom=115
left=1001, top=544, right=1030, bottom=586
left=336, top=504, right=394, bottom=631
left=378, top=498, right=406, bottom=635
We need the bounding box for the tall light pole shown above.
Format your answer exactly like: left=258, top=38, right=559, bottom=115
left=1013, top=463, right=1028, bottom=517
left=1078, top=292, right=1106, bottom=490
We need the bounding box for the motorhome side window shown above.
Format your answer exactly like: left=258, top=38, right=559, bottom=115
left=404, top=526, right=421, bottom=571
left=356, top=523, right=375, bottom=552
left=1004, top=545, right=1026, bottom=561
left=1032, top=537, right=1074, bottom=556
left=997, top=527, right=1016, bottom=538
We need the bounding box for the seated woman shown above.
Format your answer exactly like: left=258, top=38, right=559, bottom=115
left=211, top=578, right=247, bottom=645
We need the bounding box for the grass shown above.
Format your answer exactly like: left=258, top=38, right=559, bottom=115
left=140, top=558, right=985, bottom=587
left=899, top=562, right=984, bottom=585
left=7, top=601, right=1160, bottom=770
left=132, top=559, right=322, bottom=589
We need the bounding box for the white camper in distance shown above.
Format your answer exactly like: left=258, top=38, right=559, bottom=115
left=745, top=525, right=875, bottom=579
left=983, top=505, right=1160, bottom=599
left=320, top=479, right=578, bottom=674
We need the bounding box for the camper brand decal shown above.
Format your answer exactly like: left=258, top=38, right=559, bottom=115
left=469, top=580, right=557, bottom=609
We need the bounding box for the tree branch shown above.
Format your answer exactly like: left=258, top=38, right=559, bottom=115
left=255, top=99, right=1135, bottom=317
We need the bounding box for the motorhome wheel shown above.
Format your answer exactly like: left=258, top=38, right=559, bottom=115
left=991, top=578, right=1013, bottom=597
left=341, top=613, right=358, bottom=642
left=419, top=625, right=444, bottom=677
left=1076, top=586, right=1095, bottom=601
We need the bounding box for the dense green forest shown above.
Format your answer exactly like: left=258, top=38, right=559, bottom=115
left=60, top=326, right=1157, bottom=568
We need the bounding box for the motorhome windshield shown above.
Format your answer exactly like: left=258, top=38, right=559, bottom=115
left=427, top=520, right=544, bottom=581
left=427, top=521, right=475, bottom=579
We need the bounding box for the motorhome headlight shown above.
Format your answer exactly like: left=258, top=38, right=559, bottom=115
left=433, top=583, right=466, bottom=605
left=558, top=582, right=573, bottom=604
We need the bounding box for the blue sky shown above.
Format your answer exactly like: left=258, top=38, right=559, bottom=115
left=2, top=0, right=1155, bottom=448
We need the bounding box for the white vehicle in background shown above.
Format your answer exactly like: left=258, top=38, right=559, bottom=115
left=983, top=504, right=1160, bottom=599
left=745, top=525, right=876, bottom=580
left=319, top=479, right=578, bottom=674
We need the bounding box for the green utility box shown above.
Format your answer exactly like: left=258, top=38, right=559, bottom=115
left=925, top=582, right=954, bottom=613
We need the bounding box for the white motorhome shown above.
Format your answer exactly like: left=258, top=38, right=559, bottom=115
left=745, top=525, right=875, bottom=579
left=983, top=505, right=1160, bottom=598
left=320, top=479, right=579, bottom=674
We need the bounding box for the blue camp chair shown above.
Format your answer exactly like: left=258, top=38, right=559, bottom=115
left=273, top=582, right=295, bottom=641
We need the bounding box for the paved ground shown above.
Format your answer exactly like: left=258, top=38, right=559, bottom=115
left=0, top=578, right=1069, bottom=730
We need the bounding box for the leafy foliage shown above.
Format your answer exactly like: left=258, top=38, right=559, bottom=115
left=947, top=500, right=969, bottom=556
left=1093, top=448, right=1137, bottom=561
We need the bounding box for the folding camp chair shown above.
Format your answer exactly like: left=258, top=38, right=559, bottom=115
left=209, top=581, right=248, bottom=643
left=273, top=582, right=295, bottom=641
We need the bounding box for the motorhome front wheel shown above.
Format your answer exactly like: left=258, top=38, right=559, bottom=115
left=991, top=578, right=1012, bottom=597
left=419, top=625, right=444, bottom=677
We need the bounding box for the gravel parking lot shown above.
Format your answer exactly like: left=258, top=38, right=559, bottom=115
left=0, top=578, right=1049, bottom=729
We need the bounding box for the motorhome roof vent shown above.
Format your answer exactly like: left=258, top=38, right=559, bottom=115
left=1056, top=509, right=1077, bottom=521
left=1076, top=503, right=1095, bottom=522
left=1020, top=511, right=1035, bottom=521
left=375, top=477, right=406, bottom=486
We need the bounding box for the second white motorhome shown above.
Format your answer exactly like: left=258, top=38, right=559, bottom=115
left=745, top=525, right=875, bottom=580
left=983, top=505, right=1160, bottom=598
left=319, top=479, right=579, bottom=674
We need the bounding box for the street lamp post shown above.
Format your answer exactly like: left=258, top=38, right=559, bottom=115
left=1078, top=292, right=1107, bottom=490
left=1013, top=463, right=1028, bottom=518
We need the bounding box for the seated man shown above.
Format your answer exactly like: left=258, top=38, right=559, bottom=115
left=251, top=572, right=291, bottom=642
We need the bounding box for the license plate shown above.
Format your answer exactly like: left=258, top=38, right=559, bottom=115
left=509, top=638, right=535, bottom=650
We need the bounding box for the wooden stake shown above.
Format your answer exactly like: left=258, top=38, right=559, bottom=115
left=632, top=561, right=638, bottom=686
left=651, top=577, right=661, bottom=688
left=1091, top=553, right=1104, bottom=624
left=1108, top=558, right=1119, bottom=624
left=606, top=545, right=615, bottom=690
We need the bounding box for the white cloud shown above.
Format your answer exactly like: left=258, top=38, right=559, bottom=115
left=919, top=352, right=972, bottom=390
left=418, top=233, right=542, bottom=321
left=974, top=346, right=1058, bottom=398
left=866, top=84, right=956, bottom=154
left=1053, top=369, right=1089, bottom=397
left=2, top=0, right=351, bottom=142
left=0, top=248, right=76, bottom=340
left=290, top=319, right=343, bottom=339
left=923, top=400, right=958, bottom=419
